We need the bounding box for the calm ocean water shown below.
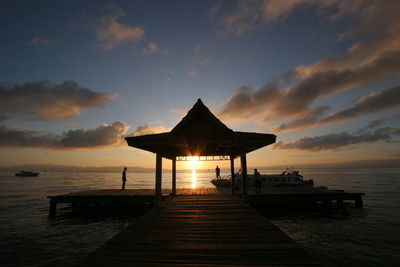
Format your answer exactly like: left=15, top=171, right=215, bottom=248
left=1, top=168, right=399, bottom=266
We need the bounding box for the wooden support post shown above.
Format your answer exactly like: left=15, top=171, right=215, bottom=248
left=49, top=198, right=57, bottom=217
left=355, top=196, right=363, bottom=208
left=172, top=158, right=176, bottom=196
left=230, top=157, right=235, bottom=195
left=155, top=153, right=162, bottom=207
left=240, top=152, right=248, bottom=199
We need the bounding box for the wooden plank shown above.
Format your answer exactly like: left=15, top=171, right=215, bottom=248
left=78, top=195, right=321, bottom=266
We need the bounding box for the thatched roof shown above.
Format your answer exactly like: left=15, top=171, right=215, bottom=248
left=125, top=99, right=276, bottom=159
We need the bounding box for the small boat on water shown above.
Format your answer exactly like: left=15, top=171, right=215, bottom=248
left=211, top=169, right=313, bottom=188
left=15, top=171, right=39, bottom=177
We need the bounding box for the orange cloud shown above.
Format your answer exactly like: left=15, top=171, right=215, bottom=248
left=128, top=122, right=170, bottom=136
left=96, top=5, right=144, bottom=50
left=0, top=121, right=130, bottom=149
left=0, top=80, right=114, bottom=121
left=142, top=41, right=168, bottom=55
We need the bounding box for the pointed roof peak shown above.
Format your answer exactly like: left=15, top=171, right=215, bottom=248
left=171, top=99, right=232, bottom=134
left=193, top=98, right=204, bottom=107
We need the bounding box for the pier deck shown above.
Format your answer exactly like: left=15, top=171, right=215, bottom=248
left=47, top=187, right=364, bottom=216
left=78, top=194, right=322, bottom=266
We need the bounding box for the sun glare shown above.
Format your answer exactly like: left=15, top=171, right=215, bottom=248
left=191, top=169, right=197, bottom=189
left=187, top=156, right=201, bottom=170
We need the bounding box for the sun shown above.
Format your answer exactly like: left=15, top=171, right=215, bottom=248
left=187, top=156, right=201, bottom=170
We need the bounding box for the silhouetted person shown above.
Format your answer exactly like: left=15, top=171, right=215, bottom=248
left=254, top=168, right=261, bottom=193
left=122, top=167, right=127, bottom=190
left=215, top=166, right=221, bottom=179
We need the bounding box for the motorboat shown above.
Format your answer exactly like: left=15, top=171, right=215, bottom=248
left=211, top=169, right=313, bottom=188
left=15, top=171, right=39, bottom=177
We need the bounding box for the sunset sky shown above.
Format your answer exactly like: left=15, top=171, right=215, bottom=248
left=0, top=0, right=399, bottom=170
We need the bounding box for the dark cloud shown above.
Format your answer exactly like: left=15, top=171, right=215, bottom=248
left=355, top=119, right=384, bottom=134
left=0, top=121, right=129, bottom=149
left=272, top=106, right=330, bottom=132
left=322, top=84, right=400, bottom=123
left=221, top=50, right=400, bottom=123
left=271, top=50, right=400, bottom=120
left=0, top=80, right=114, bottom=120
left=272, top=127, right=400, bottom=151
left=272, top=84, right=400, bottom=132
left=218, top=0, right=400, bottom=130
left=219, top=81, right=281, bottom=121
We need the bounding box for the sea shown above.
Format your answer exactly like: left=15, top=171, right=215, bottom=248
left=1, top=168, right=399, bottom=266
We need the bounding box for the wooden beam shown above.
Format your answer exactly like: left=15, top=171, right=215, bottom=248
left=230, top=157, right=235, bottom=195
left=172, top=158, right=176, bottom=196
left=155, top=153, right=162, bottom=206
left=240, top=152, right=248, bottom=199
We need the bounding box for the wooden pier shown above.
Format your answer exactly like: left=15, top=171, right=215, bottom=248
left=78, top=193, right=322, bottom=266
left=47, top=187, right=364, bottom=217
left=47, top=186, right=365, bottom=265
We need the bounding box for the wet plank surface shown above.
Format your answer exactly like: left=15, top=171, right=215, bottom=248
left=78, top=195, right=321, bottom=266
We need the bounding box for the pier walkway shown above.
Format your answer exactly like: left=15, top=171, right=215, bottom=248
left=78, top=193, right=321, bottom=266
left=48, top=187, right=364, bottom=216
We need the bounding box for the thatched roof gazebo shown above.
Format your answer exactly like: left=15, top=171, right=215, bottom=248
left=125, top=99, right=276, bottom=203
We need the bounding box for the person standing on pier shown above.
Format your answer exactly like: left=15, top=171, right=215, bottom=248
left=254, top=168, right=261, bottom=193
left=215, top=166, right=221, bottom=179
left=122, top=167, right=127, bottom=190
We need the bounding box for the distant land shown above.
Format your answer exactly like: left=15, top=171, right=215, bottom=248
left=1, top=158, right=399, bottom=172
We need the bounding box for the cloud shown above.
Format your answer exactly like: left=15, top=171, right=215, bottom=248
left=128, top=123, right=169, bottom=136
left=219, top=81, right=283, bottom=121
left=187, top=70, right=199, bottom=78
left=268, top=50, right=400, bottom=122
left=355, top=118, right=384, bottom=134
left=96, top=5, right=144, bottom=50
left=0, top=121, right=130, bottom=149
left=320, top=84, right=400, bottom=123
left=142, top=41, right=168, bottom=55
left=272, top=83, right=400, bottom=132
left=27, top=37, right=52, bottom=46
left=272, top=126, right=400, bottom=151
left=219, top=0, right=400, bottom=130
left=271, top=106, right=330, bottom=132
left=0, top=80, right=114, bottom=121
left=211, top=0, right=342, bottom=36
left=142, top=42, right=159, bottom=54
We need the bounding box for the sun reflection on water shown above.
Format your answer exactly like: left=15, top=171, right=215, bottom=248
left=191, top=169, right=197, bottom=189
